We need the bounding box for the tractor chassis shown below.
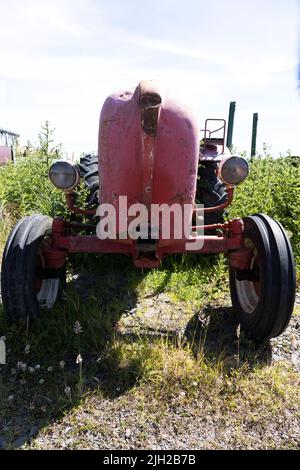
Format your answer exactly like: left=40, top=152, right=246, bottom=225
left=42, top=214, right=248, bottom=270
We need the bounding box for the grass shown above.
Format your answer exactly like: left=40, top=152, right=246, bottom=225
left=0, top=254, right=299, bottom=449
left=229, top=155, right=300, bottom=267
left=0, top=149, right=300, bottom=448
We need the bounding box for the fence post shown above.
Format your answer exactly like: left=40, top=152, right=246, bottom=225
left=251, top=113, right=258, bottom=159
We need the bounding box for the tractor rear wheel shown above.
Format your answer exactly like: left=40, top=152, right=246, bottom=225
left=197, top=161, right=227, bottom=225
left=1, top=215, right=66, bottom=323
left=229, top=214, right=296, bottom=341
left=77, top=154, right=99, bottom=207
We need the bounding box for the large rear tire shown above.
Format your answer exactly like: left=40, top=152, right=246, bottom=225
left=197, top=161, right=227, bottom=225
left=1, top=214, right=66, bottom=323
left=77, top=154, right=99, bottom=207
left=229, top=214, right=296, bottom=340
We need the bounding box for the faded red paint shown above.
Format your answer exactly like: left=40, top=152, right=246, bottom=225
left=99, top=80, right=199, bottom=243
left=0, top=146, right=12, bottom=165
left=45, top=216, right=245, bottom=269
left=228, top=247, right=253, bottom=271
left=42, top=81, right=249, bottom=269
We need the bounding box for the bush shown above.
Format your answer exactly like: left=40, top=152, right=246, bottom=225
left=0, top=156, right=67, bottom=221
left=0, top=122, right=67, bottom=221
left=229, top=156, right=300, bottom=264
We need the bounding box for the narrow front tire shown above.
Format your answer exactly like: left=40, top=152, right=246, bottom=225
left=229, top=214, right=296, bottom=340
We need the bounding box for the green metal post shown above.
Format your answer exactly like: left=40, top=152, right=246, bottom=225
left=251, top=113, right=258, bottom=159
left=226, top=101, right=236, bottom=149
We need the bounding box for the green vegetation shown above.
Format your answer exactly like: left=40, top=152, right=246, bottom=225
left=0, top=156, right=66, bottom=222
left=230, top=155, right=300, bottom=265
left=0, top=121, right=66, bottom=221
left=0, top=127, right=299, bottom=449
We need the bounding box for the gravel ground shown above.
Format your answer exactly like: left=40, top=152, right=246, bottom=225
left=26, top=287, right=300, bottom=450
left=28, top=394, right=300, bottom=450
left=119, top=290, right=300, bottom=372
left=26, top=293, right=300, bottom=449
left=1, top=279, right=300, bottom=450
left=271, top=299, right=300, bottom=371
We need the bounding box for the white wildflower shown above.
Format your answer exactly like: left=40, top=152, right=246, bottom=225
left=64, top=386, right=71, bottom=399
left=59, top=361, right=65, bottom=369
left=17, top=361, right=23, bottom=369
left=8, top=395, right=14, bottom=402
left=28, top=367, right=35, bottom=374
left=73, top=321, right=83, bottom=335
left=21, top=363, right=27, bottom=371
left=39, top=379, right=44, bottom=385
left=24, top=344, right=30, bottom=354
left=0, top=336, right=6, bottom=342
left=76, top=354, right=83, bottom=364
left=47, top=366, right=53, bottom=372
left=35, top=364, right=40, bottom=370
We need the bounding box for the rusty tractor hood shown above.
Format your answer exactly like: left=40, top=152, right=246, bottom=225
left=98, top=80, right=199, bottom=240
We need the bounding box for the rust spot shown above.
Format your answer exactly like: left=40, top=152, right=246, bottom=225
left=139, top=96, right=161, bottom=136
left=139, top=80, right=162, bottom=137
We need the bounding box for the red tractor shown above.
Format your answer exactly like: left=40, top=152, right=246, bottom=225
left=1, top=80, right=296, bottom=341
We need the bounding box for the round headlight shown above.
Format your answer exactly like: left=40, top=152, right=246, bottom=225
left=49, top=160, right=80, bottom=190
left=219, top=156, right=249, bottom=186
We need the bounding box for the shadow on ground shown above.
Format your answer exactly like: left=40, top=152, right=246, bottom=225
left=0, top=254, right=271, bottom=449
left=184, top=306, right=272, bottom=367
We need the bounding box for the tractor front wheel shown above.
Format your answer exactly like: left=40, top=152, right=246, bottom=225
left=229, top=214, right=296, bottom=341
left=1, top=214, right=66, bottom=323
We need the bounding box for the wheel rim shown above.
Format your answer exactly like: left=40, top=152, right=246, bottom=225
left=37, top=279, right=60, bottom=309
left=35, top=234, right=60, bottom=309
left=235, top=239, right=261, bottom=314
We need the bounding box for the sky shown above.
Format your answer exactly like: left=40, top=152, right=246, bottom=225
left=0, top=0, right=299, bottom=157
